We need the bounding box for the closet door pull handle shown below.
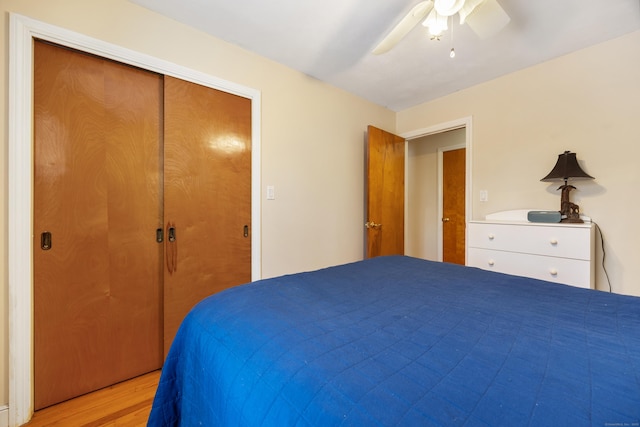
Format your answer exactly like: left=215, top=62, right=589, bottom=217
left=171, top=225, right=177, bottom=272
left=244, top=225, right=249, bottom=238
left=156, top=228, right=164, bottom=243
left=166, top=223, right=178, bottom=274
left=41, top=231, right=52, bottom=250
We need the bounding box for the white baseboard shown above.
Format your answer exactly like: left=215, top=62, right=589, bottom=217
left=0, top=405, right=8, bottom=427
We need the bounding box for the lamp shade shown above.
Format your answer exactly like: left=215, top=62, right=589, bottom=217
left=541, top=151, right=594, bottom=182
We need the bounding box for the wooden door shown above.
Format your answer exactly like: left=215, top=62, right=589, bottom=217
left=163, top=76, right=252, bottom=353
left=366, top=126, right=405, bottom=258
left=442, top=148, right=466, bottom=264
left=34, top=41, right=163, bottom=409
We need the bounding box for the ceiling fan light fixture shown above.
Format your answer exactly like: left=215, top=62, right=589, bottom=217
left=372, top=0, right=509, bottom=54
left=433, top=0, right=466, bottom=16
left=423, top=9, right=448, bottom=36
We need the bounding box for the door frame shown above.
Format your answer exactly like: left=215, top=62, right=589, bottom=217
left=8, top=13, right=262, bottom=426
left=401, top=117, right=472, bottom=261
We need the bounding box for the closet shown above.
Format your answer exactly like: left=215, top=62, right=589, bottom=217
left=33, top=40, right=251, bottom=409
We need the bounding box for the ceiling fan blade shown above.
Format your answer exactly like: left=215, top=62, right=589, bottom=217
left=465, top=0, right=510, bottom=39
left=458, top=0, right=484, bottom=24
left=372, top=1, right=434, bottom=55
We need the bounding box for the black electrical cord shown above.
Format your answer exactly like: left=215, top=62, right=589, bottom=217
left=592, top=221, right=612, bottom=292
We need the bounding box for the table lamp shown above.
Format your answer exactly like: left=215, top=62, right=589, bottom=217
left=541, top=151, right=594, bottom=223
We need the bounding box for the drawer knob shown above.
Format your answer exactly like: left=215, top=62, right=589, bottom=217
left=488, top=234, right=495, bottom=240
left=488, top=259, right=495, bottom=266
left=550, top=268, right=558, bottom=276
left=550, top=238, right=558, bottom=245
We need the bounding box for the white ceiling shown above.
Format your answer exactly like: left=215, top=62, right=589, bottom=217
left=130, top=0, right=640, bottom=111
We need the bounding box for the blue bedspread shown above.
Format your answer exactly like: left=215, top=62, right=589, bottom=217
left=149, top=256, right=640, bottom=426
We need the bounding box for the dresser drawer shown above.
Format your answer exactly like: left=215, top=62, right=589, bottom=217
left=468, top=247, right=593, bottom=288
left=468, top=222, right=592, bottom=260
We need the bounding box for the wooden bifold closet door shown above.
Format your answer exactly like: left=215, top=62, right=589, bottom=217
left=33, top=41, right=251, bottom=410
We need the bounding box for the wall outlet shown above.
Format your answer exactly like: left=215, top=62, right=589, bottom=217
left=479, top=190, right=488, bottom=202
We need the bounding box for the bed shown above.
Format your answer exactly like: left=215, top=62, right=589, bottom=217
left=148, top=255, right=640, bottom=426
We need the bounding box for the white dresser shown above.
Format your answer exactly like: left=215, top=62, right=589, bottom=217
left=467, top=210, right=595, bottom=288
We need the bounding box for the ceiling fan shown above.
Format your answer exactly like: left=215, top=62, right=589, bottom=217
left=372, top=0, right=510, bottom=54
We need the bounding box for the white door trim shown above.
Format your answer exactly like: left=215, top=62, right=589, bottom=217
left=8, top=13, right=262, bottom=426
left=401, top=117, right=472, bottom=260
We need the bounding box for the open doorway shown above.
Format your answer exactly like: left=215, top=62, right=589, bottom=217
left=404, top=122, right=470, bottom=263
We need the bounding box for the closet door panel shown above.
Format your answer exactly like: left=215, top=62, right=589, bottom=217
left=163, top=76, right=252, bottom=353
left=33, top=41, right=163, bottom=409
left=102, top=53, right=164, bottom=380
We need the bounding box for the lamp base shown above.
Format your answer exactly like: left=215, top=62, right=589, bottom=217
left=559, top=184, right=583, bottom=224
left=561, top=216, right=584, bottom=224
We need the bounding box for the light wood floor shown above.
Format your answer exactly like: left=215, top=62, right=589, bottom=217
left=21, top=370, right=160, bottom=427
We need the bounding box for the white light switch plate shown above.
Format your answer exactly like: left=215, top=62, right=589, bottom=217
left=266, top=185, right=275, bottom=200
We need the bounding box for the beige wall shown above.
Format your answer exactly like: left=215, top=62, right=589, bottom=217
left=398, top=30, right=640, bottom=298
left=0, top=0, right=395, bottom=410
